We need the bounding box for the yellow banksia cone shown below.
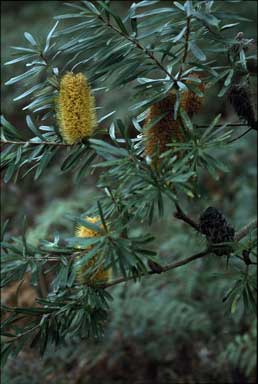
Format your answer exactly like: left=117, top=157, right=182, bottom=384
left=144, top=91, right=184, bottom=159
left=75, top=216, right=111, bottom=285
left=180, top=73, right=205, bottom=117
left=57, top=72, right=97, bottom=144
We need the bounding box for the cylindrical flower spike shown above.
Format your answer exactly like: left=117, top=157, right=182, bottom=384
left=75, top=216, right=111, bottom=285
left=180, top=73, right=205, bottom=117
left=57, top=72, right=97, bottom=144
left=144, top=91, right=184, bottom=159
left=144, top=73, right=205, bottom=160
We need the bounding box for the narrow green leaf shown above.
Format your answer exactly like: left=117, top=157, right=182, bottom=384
left=44, top=21, right=59, bottom=53
left=34, top=148, right=58, bottom=180
left=201, top=114, right=221, bottom=139
left=189, top=41, right=206, bottom=61
left=179, top=109, right=193, bottom=132
left=4, top=162, right=16, bottom=183
left=24, top=32, right=37, bottom=46
left=221, top=23, right=239, bottom=30
left=67, top=236, right=101, bottom=248
left=11, top=46, right=38, bottom=53
left=193, top=11, right=220, bottom=28
left=26, top=115, right=45, bottom=140
left=13, top=84, right=43, bottom=101
left=82, top=1, right=101, bottom=15
left=224, top=69, right=234, bottom=87
left=5, top=67, right=40, bottom=86
left=135, top=7, right=177, bottom=18
left=5, top=54, right=36, bottom=65
left=97, top=201, right=108, bottom=233
left=1, top=344, right=13, bottom=367
left=1, top=116, right=23, bottom=140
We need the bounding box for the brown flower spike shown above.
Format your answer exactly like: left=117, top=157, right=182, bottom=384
left=144, top=73, right=205, bottom=159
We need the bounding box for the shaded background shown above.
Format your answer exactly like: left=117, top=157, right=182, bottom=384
left=1, top=1, right=257, bottom=383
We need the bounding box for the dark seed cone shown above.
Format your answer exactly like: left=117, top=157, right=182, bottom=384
left=199, top=207, right=235, bottom=256
left=228, top=85, right=257, bottom=130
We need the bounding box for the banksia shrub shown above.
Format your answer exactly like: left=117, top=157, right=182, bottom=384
left=75, top=216, right=111, bottom=284
left=199, top=207, right=235, bottom=255
left=56, top=72, right=97, bottom=144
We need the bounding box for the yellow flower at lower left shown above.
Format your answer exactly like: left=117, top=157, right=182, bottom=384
left=75, top=216, right=111, bottom=285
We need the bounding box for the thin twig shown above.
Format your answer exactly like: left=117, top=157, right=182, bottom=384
left=1, top=124, right=252, bottom=148
left=196, top=123, right=251, bottom=129
left=235, top=219, right=257, bottom=242
left=103, top=219, right=257, bottom=289
left=0, top=139, right=70, bottom=147
left=227, top=127, right=253, bottom=144
left=97, top=14, right=176, bottom=82
left=4, top=324, right=41, bottom=343
left=174, top=203, right=200, bottom=232
left=103, top=249, right=210, bottom=288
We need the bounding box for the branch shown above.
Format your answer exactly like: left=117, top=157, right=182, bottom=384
left=103, top=249, right=210, bottom=288
left=0, top=139, right=71, bottom=147
left=103, top=219, right=257, bottom=289
left=235, top=219, right=257, bottom=241
left=97, top=14, right=176, bottom=82
left=196, top=123, right=252, bottom=129
left=174, top=203, right=200, bottom=232
left=227, top=127, right=254, bottom=144
left=4, top=324, right=40, bottom=343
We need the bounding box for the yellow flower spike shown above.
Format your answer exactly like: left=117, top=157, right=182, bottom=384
left=144, top=91, right=184, bottom=160
left=180, top=72, right=205, bottom=117
left=57, top=72, right=97, bottom=144
left=75, top=216, right=111, bottom=285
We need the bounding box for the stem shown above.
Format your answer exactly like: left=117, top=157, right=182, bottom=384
left=196, top=123, right=251, bottom=129
left=4, top=324, right=40, bottom=343
left=40, top=52, right=59, bottom=90
left=235, top=219, right=257, bottom=242
left=227, top=127, right=254, bottom=144
left=174, top=203, right=200, bottom=232
left=103, top=249, right=210, bottom=288
left=97, top=14, right=176, bottom=82
left=103, top=219, right=257, bottom=289
left=1, top=123, right=252, bottom=148
left=0, top=139, right=70, bottom=147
